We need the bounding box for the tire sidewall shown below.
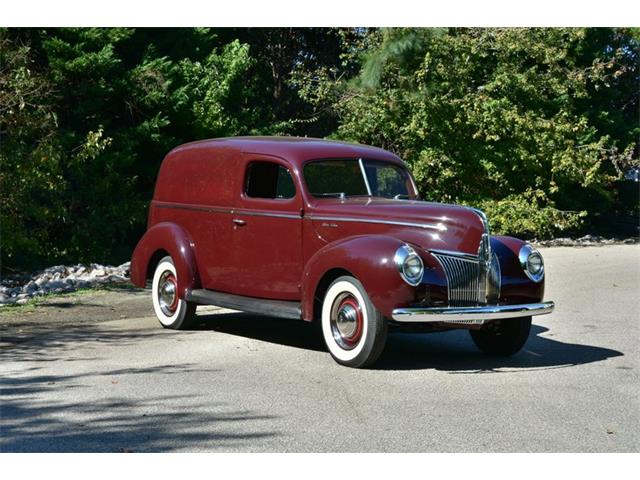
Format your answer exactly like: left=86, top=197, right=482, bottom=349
left=152, top=256, right=190, bottom=328
left=321, top=276, right=382, bottom=366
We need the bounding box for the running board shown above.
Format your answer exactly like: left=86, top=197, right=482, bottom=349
left=186, top=289, right=302, bottom=320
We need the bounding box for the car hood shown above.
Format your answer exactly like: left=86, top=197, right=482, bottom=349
left=308, top=197, right=487, bottom=256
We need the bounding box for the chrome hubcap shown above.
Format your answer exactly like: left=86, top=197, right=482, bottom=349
left=336, top=304, right=358, bottom=338
left=158, top=271, right=178, bottom=316
left=330, top=293, right=363, bottom=350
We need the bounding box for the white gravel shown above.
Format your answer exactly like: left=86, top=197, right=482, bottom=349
left=0, top=262, right=131, bottom=306
left=533, top=234, right=638, bottom=247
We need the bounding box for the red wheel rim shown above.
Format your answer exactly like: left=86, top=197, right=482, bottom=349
left=330, top=293, right=364, bottom=350
left=158, top=271, right=178, bottom=315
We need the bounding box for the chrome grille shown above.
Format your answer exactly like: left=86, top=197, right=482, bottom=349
left=433, top=252, right=486, bottom=307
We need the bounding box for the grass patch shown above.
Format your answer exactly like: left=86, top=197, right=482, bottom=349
left=0, top=283, right=143, bottom=316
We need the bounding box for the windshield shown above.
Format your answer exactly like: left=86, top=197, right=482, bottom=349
left=304, top=159, right=415, bottom=199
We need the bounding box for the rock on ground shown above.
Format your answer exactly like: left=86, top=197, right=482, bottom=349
left=0, top=262, right=131, bottom=306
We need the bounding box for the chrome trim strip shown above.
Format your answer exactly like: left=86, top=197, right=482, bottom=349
left=358, top=158, right=373, bottom=196
left=153, top=201, right=300, bottom=219
left=408, top=175, right=420, bottom=200
left=428, top=249, right=479, bottom=261
left=307, top=215, right=447, bottom=231
left=470, top=207, right=491, bottom=269
left=470, top=207, right=490, bottom=235
left=233, top=209, right=301, bottom=219
left=157, top=202, right=446, bottom=228
left=391, top=301, right=555, bottom=324
left=154, top=201, right=231, bottom=214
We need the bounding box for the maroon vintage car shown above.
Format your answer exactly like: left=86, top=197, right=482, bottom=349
left=130, top=137, right=554, bottom=367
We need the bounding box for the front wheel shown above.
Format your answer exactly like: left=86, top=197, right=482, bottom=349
left=151, top=256, right=196, bottom=330
left=469, top=316, right=532, bottom=356
left=321, top=276, right=388, bottom=368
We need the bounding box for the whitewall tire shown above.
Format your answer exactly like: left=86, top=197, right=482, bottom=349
left=151, top=256, right=196, bottom=330
left=321, top=276, right=387, bottom=368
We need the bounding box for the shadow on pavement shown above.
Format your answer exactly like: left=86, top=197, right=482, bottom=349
left=0, top=324, right=164, bottom=362
left=376, top=324, right=624, bottom=372
left=0, top=359, right=278, bottom=452
left=2, top=308, right=624, bottom=374
left=192, top=312, right=326, bottom=352
left=1, top=318, right=278, bottom=452
left=38, top=302, right=104, bottom=309
left=194, top=312, right=623, bottom=372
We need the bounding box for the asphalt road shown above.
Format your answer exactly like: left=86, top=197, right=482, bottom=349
left=1, top=245, right=638, bottom=452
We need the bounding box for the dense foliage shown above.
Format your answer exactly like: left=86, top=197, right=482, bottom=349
left=1, top=28, right=638, bottom=272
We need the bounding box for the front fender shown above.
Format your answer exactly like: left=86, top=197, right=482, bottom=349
left=301, top=235, right=422, bottom=321
left=130, top=222, right=200, bottom=298
left=491, top=235, right=545, bottom=303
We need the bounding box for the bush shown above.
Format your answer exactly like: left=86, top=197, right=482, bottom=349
left=478, top=193, right=587, bottom=239
left=301, top=28, right=639, bottom=239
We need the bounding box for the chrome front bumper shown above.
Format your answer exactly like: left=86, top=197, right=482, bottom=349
left=391, top=301, right=555, bottom=325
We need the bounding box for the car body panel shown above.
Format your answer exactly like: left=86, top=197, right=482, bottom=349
left=229, top=152, right=304, bottom=300
left=305, top=197, right=486, bottom=255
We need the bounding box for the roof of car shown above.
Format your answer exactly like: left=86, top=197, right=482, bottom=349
left=169, top=136, right=404, bottom=168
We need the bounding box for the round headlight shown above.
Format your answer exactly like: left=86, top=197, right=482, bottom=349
left=394, top=245, right=424, bottom=286
left=518, top=244, right=544, bottom=282
left=527, top=251, right=543, bottom=274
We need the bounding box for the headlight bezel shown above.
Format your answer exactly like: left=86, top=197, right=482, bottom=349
left=394, top=244, right=424, bottom=287
left=518, top=244, right=545, bottom=283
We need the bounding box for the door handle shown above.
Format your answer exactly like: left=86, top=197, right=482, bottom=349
left=232, top=218, right=246, bottom=226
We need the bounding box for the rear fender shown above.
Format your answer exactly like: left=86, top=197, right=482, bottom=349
left=130, top=222, right=200, bottom=298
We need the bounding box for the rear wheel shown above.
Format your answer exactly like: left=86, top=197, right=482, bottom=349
left=321, top=276, right=387, bottom=368
left=469, top=316, right=532, bottom=356
left=151, top=256, right=196, bottom=330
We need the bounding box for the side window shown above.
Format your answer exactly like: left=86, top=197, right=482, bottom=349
left=245, top=161, right=296, bottom=199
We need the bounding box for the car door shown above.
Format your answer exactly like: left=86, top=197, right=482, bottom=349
left=229, top=156, right=303, bottom=300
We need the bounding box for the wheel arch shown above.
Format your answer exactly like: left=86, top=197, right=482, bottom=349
left=146, top=249, right=170, bottom=285
left=301, top=235, right=419, bottom=321
left=311, top=267, right=354, bottom=323
left=130, top=222, right=200, bottom=298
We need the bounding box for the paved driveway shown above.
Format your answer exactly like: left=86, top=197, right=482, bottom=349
left=1, top=245, right=638, bottom=452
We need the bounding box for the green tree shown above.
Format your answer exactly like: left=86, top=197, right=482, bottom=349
left=0, top=28, right=356, bottom=272
left=302, top=28, right=639, bottom=237
left=1, top=31, right=61, bottom=269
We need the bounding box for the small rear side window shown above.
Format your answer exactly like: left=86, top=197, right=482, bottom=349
left=245, top=162, right=296, bottom=199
